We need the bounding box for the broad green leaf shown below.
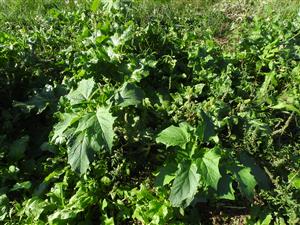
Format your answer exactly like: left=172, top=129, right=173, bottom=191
left=91, top=0, right=100, bottom=12
left=114, top=82, right=145, bottom=107
left=102, top=0, right=120, bottom=11
left=258, top=72, right=276, bottom=102
left=239, top=152, right=270, bottom=189
left=8, top=135, right=29, bottom=161
left=133, top=199, right=169, bottom=224
left=60, top=107, right=115, bottom=174
left=217, top=175, right=235, bottom=200
left=51, top=113, right=80, bottom=144
left=156, top=124, right=190, bottom=149
left=47, top=182, right=66, bottom=206
left=96, top=106, right=116, bottom=152
left=67, top=78, right=95, bottom=105
left=196, top=111, right=215, bottom=142
left=48, top=209, right=81, bottom=224
left=198, top=147, right=221, bottom=190
left=68, top=131, right=93, bottom=174
left=75, top=113, right=97, bottom=133
left=68, top=186, right=95, bottom=209
left=44, top=168, right=66, bottom=183
left=169, top=161, right=200, bottom=207
left=103, top=216, right=115, bottom=225
left=155, top=161, right=177, bottom=187
left=235, top=167, right=257, bottom=199
left=288, top=172, right=300, bottom=189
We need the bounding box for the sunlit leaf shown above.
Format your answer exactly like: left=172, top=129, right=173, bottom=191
left=155, top=161, right=177, bottom=187
left=96, top=106, right=116, bottom=152
left=197, top=147, right=221, bottom=190
left=67, top=78, right=95, bottom=105
left=156, top=124, right=190, bottom=149
left=68, top=131, right=93, bottom=174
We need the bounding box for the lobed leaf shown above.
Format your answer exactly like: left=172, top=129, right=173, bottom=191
left=169, top=161, right=200, bottom=207
left=114, top=82, right=145, bottom=108
left=96, top=106, right=116, bottom=152
left=67, top=78, right=95, bottom=105
left=68, top=131, right=93, bottom=174
left=197, top=147, right=221, bottom=190
left=156, top=124, right=190, bottom=149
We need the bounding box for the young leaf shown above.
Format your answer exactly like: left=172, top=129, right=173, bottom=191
left=96, top=106, right=116, bottom=152
left=169, top=161, right=200, bottom=207
left=156, top=124, right=190, bottom=149
left=68, top=131, right=93, bottom=174
left=67, top=78, right=95, bottom=105
left=197, top=147, right=221, bottom=190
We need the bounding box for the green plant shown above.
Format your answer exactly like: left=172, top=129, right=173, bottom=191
left=0, top=0, right=299, bottom=224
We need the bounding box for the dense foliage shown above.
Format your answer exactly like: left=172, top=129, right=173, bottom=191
left=0, top=0, right=299, bottom=224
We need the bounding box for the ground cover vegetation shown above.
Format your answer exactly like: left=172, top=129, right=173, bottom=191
left=0, top=0, right=299, bottom=224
